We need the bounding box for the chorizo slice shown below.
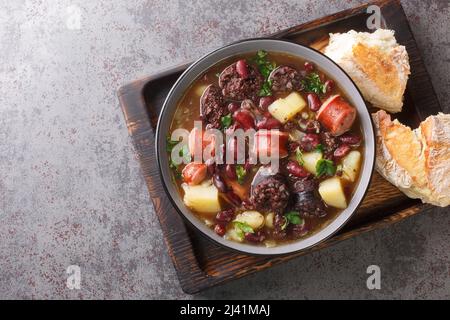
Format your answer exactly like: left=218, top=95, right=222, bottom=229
left=316, top=95, right=356, bottom=136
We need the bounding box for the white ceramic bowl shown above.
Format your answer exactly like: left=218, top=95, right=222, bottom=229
left=156, top=38, right=375, bottom=255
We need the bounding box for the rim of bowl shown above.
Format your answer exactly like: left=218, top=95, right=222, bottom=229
left=156, top=38, right=375, bottom=256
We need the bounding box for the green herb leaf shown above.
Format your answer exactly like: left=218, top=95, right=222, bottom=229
left=167, top=136, right=182, bottom=179
left=258, top=80, right=273, bottom=97
left=235, top=165, right=247, bottom=185
left=253, top=50, right=276, bottom=97
left=168, top=159, right=182, bottom=179
left=179, top=144, right=191, bottom=163
left=233, top=221, right=254, bottom=235
left=221, top=114, right=232, bottom=129
left=295, top=147, right=304, bottom=166
left=316, top=158, right=336, bottom=177
left=301, top=72, right=326, bottom=95
left=284, top=211, right=304, bottom=225
left=314, top=144, right=324, bottom=154
left=166, top=136, right=179, bottom=153
left=253, top=50, right=276, bottom=78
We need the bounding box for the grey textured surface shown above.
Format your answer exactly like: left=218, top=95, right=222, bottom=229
left=0, top=0, right=448, bottom=299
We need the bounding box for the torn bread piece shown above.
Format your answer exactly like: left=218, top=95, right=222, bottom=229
left=418, top=113, right=450, bottom=206
left=373, top=110, right=450, bottom=207
left=325, top=29, right=410, bottom=113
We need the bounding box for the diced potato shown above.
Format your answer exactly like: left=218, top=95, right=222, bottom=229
left=195, top=84, right=209, bottom=97
left=182, top=181, right=221, bottom=214
left=284, top=91, right=307, bottom=110
left=318, top=177, right=348, bottom=209
left=302, top=151, right=323, bottom=175
left=268, top=92, right=306, bottom=124
left=225, top=227, right=244, bottom=242
left=341, top=150, right=362, bottom=182
left=234, top=211, right=265, bottom=230
left=265, top=212, right=275, bottom=229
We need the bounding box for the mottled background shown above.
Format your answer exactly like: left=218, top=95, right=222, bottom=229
left=0, top=0, right=448, bottom=299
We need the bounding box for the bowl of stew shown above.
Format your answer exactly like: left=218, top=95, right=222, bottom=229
left=156, top=39, right=375, bottom=255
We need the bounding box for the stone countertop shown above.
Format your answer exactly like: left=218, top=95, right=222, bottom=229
left=0, top=0, right=448, bottom=299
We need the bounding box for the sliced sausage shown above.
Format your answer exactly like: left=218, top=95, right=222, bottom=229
left=316, top=95, right=356, bottom=136
left=292, top=191, right=327, bottom=218
left=252, top=130, right=289, bottom=158
left=200, top=84, right=227, bottom=129
left=268, top=66, right=303, bottom=92
left=219, top=61, right=263, bottom=101
left=250, top=175, right=290, bottom=213
left=182, top=163, right=207, bottom=185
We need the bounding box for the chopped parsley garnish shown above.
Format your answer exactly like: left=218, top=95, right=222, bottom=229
left=179, top=144, right=191, bottom=163
left=284, top=211, right=304, bottom=226
left=233, top=221, right=254, bottom=238
left=316, top=158, right=336, bottom=177
left=166, top=136, right=179, bottom=153
left=253, top=50, right=276, bottom=97
left=314, top=144, right=324, bottom=153
left=166, top=135, right=190, bottom=179
left=259, top=80, right=273, bottom=97
left=221, top=114, right=232, bottom=129
left=301, top=72, right=326, bottom=95
left=235, top=165, right=247, bottom=185
left=295, top=147, right=304, bottom=166
left=253, top=50, right=276, bottom=78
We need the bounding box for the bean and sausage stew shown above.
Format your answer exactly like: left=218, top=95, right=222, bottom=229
left=167, top=51, right=363, bottom=247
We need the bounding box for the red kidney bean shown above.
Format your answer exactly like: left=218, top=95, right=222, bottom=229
left=236, top=59, right=249, bottom=79
left=216, top=208, right=235, bottom=223
left=300, top=133, right=320, bottom=151
left=227, top=102, right=240, bottom=113
left=256, top=117, right=282, bottom=130
left=339, top=133, right=362, bottom=147
left=304, top=61, right=314, bottom=72
left=214, top=224, right=226, bottom=236
left=226, top=191, right=242, bottom=206
left=245, top=231, right=265, bottom=243
left=244, top=159, right=253, bottom=172
left=324, top=79, right=335, bottom=94
left=233, top=109, right=255, bottom=130
left=258, top=96, right=274, bottom=113
left=307, top=93, right=321, bottom=112
left=286, top=160, right=311, bottom=178
left=213, top=173, right=228, bottom=193
left=333, top=144, right=351, bottom=159
left=225, top=164, right=237, bottom=180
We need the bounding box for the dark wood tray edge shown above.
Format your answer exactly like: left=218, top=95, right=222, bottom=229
left=117, top=0, right=442, bottom=294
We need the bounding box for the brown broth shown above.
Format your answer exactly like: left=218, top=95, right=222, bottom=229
left=168, top=51, right=364, bottom=246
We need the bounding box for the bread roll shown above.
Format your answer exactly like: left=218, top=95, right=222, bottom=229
left=373, top=110, right=450, bottom=207
left=324, top=29, right=410, bottom=113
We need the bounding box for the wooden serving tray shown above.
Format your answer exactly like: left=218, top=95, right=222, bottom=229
left=118, top=0, right=441, bottom=294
